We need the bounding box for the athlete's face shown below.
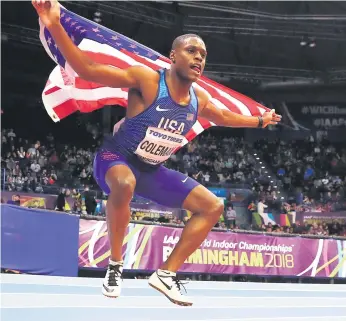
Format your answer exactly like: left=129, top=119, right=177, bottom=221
left=171, top=37, right=207, bottom=82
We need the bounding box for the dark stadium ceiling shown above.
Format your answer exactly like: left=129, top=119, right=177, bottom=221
left=2, top=1, right=346, bottom=88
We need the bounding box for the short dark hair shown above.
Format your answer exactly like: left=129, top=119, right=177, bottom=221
left=171, top=34, right=204, bottom=50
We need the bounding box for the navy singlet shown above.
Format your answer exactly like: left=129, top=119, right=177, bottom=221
left=103, top=69, right=199, bottom=167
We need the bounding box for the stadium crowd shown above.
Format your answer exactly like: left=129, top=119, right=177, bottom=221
left=1, top=127, right=96, bottom=194
left=253, top=136, right=346, bottom=211
left=2, top=126, right=346, bottom=237
left=1, top=127, right=264, bottom=194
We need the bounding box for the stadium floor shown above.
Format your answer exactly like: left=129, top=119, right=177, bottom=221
left=1, top=274, right=346, bottom=321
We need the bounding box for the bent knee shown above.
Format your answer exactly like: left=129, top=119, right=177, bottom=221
left=107, top=177, right=136, bottom=206
left=212, top=199, right=225, bottom=215
left=203, top=198, right=224, bottom=219
left=116, top=177, right=135, bottom=193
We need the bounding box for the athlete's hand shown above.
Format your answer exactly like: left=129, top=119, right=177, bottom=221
left=32, top=0, right=61, bottom=29
left=262, top=109, right=281, bottom=128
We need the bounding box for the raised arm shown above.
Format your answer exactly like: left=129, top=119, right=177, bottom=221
left=197, top=89, right=281, bottom=128
left=32, top=0, right=153, bottom=89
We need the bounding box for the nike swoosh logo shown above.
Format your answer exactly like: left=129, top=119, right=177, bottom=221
left=156, top=105, right=170, bottom=112
left=103, top=284, right=114, bottom=293
left=182, top=177, right=188, bottom=183
left=157, top=273, right=172, bottom=290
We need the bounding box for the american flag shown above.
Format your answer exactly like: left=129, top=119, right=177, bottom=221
left=39, top=6, right=270, bottom=146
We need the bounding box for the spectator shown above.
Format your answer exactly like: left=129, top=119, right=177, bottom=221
left=257, top=199, right=268, bottom=220
left=72, top=189, right=82, bottom=213
left=83, top=186, right=97, bottom=215
left=56, top=188, right=66, bottom=212
left=224, top=204, right=236, bottom=229
left=7, top=194, right=20, bottom=206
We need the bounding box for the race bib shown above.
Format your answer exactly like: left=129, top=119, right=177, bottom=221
left=135, top=127, right=184, bottom=165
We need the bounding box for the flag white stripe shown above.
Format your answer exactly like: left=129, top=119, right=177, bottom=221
left=192, top=121, right=205, bottom=135
left=181, top=137, right=189, bottom=146
left=258, top=107, right=266, bottom=115
left=78, top=39, right=152, bottom=69
left=43, top=82, right=128, bottom=107
left=210, top=98, right=230, bottom=111
left=46, top=66, right=70, bottom=88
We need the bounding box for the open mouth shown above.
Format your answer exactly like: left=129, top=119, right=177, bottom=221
left=190, top=64, right=201, bottom=74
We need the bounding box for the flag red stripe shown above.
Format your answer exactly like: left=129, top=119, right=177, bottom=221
left=44, top=86, right=61, bottom=96
left=185, top=130, right=198, bottom=142
left=53, top=100, right=79, bottom=120
left=198, top=117, right=213, bottom=130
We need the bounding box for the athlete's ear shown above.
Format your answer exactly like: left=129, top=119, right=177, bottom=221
left=169, top=50, right=176, bottom=63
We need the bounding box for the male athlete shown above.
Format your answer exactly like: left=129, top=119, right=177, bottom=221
left=33, top=0, right=281, bottom=306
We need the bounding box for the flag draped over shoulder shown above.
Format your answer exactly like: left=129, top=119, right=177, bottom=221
left=39, top=6, right=270, bottom=145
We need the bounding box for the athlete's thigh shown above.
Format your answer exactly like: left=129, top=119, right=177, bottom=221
left=93, top=149, right=139, bottom=195
left=135, top=166, right=200, bottom=208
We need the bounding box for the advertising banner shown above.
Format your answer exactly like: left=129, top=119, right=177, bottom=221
left=1, top=205, right=79, bottom=276
left=297, top=211, right=346, bottom=225
left=283, top=103, right=346, bottom=141
left=252, top=212, right=295, bottom=227
left=277, top=103, right=346, bottom=131
left=252, top=211, right=346, bottom=227
left=291, top=103, right=346, bottom=130
left=79, top=219, right=346, bottom=278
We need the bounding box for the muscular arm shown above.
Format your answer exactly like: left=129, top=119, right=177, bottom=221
left=47, top=23, right=153, bottom=88
left=199, top=101, right=260, bottom=127
left=197, top=89, right=281, bottom=128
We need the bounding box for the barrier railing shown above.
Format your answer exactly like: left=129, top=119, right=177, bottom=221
left=2, top=205, right=346, bottom=280
left=81, top=213, right=346, bottom=241
left=79, top=216, right=346, bottom=279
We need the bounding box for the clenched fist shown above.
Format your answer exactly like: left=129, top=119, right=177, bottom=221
left=32, top=0, right=61, bottom=29
left=262, top=109, right=282, bottom=128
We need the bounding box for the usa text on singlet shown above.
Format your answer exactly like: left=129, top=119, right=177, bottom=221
left=135, top=127, right=184, bottom=165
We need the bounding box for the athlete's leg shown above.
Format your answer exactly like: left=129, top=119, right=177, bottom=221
left=93, top=150, right=138, bottom=262
left=160, top=184, right=223, bottom=272
left=136, top=167, right=223, bottom=305
left=93, top=149, right=138, bottom=298
left=136, top=167, right=223, bottom=271
left=105, top=165, right=136, bottom=262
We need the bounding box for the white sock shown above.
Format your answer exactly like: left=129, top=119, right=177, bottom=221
left=158, top=269, right=176, bottom=276
left=109, top=259, right=123, bottom=266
